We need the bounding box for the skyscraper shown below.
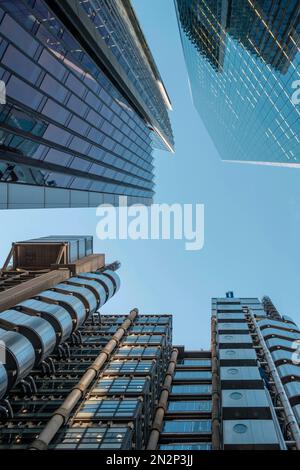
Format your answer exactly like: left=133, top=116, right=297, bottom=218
left=0, top=0, right=174, bottom=209
left=175, top=0, right=300, bottom=167
left=1, top=235, right=299, bottom=452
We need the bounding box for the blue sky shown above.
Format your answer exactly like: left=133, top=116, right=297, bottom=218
left=0, top=0, right=300, bottom=348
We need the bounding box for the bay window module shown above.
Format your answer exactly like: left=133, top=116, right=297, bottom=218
left=91, top=378, right=148, bottom=395
left=131, top=325, right=168, bottom=334
left=75, top=399, right=141, bottom=420
left=123, top=334, right=164, bottom=345
left=135, top=316, right=171, bottom=324
left=162, top=420, right=211, bottom=434
left=114, top=346, right=161, bottom=358
left=53, top=426, right=132, bottom=450
left=104, top=360, right=155, bottom=375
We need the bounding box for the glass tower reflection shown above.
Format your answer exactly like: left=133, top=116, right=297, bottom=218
left=175, top=0, right=300, bottom=166
left=0, top=0, right=173, bottom=209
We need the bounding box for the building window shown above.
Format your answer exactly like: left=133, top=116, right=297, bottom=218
left=178, top=359, right=211, bottom=367
left=123, top=334, right=163, bottom=345
left=114, top=346, right=160, bottom=357
left=104, top=360, right=153, bottom=374
left=160, top=443, right=211, bottom=450
left=76, top=399, right=139, bottom=419
left=174, top=371, right=212, bottom=380
left=130, top=326, right=167, bottom=334
left=171, top=384, right=211, bottom=395
left=54, top=426, right=132, bottom=449
left=93, top=378, right=146, bottom=394
left=168, top=401, right=212, bottom=412
left=162, top=420, right=211, bottom=434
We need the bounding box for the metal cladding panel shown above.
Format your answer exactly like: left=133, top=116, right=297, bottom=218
left=0, top=328, right=35, bottom=383
left=96, top=274, right=115, bottom=299
left=266, top=337, right=295, bottom=350
left=66, top=277, right=105, bottom=309
left=218, top=334, right=253, bottom=345
left=258, top=318, right=299, bottom=332
left=261, top=328, right=300, bottom=341
left=0, top=310, right=56, bottom=361
left=77, top=272, right=109, bottom=302
left=284, top=381, right=300, bottom=400
left=55, top=283, right=97, bottom=313
left=0, top=364, right=8, bottom=399
left=222, top=389, right=270, bottom=408
left=282, top=315, right=297, bottom=325
left=17, top=299, right=73, bottom=344
left=277, top=364, right=300, bottom=380
left=220, top=366, right=262, bottom=382
left=217, top=313, right=246, bottom=320
left=219, top=349, right=257, bottom=361
left=102, top=270, right=120, bottom=293
left=271, top=349, right=295, bottom=363
left=223, top=420, right=280, bottom=447
left=38, top=290, right=86, bottom=328
left=217, top=323, right=249, bottom=332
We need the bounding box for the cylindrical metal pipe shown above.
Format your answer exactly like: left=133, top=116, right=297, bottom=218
left=29, top=308, right=138, bottom=450
left=146, top=348, right=178, bottom=450
left=250, top=310, right=300, bottom=450
left=211, top=315, right=221, bottom=450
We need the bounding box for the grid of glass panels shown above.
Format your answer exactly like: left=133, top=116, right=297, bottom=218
left=134, top=316, right=171, bottom=324
left=78, top=0, right=174, bottom=148
left=168, top=401, right=212, bottom=412
left=162, top=420, right=211, bottom=434
left=171, top=384, right=212, bottom=395
left=160, top=443, right=211, bottom=450
left=53, top=426, right=132, bottom=450
left=177, top=359, right=211, bottom=366
left=130, top=325, right=168, bottom=334
left=123, top=334, right=164, bottom=345
left=176, top=0, right=300, bottom=166
left=76, top=399, right=140, bottom=419
left=114, top=346, right=160, bottom=358
left=104, top=360, right=154, bottom=375
left=92, top=377, right=147, bottom=395
left=174, top=371, right=212, bottom=380
left=0, top=0, right=162, bottom=201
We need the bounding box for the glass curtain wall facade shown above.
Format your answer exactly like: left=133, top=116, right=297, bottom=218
left=0, top=0, right=173, bottom=209
left=175, top=0, right=300, bottom=167
left=159, top=349, right=212, bottom=450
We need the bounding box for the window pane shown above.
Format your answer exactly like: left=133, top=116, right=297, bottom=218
left=171, top=384, right=211, bottom=395
left=168, top=401, right=212, bottom=412
left=163, top=420, right=211, bottom=434
left=174, top=371, right=212, bottom=380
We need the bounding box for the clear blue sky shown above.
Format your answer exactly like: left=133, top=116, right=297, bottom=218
left=0, top=0, right=299, bottom=349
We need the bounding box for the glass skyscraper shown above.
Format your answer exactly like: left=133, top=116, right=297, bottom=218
left=0, top=0, right=174, bottom=209
left=175, top=0, right=300, bottom=167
